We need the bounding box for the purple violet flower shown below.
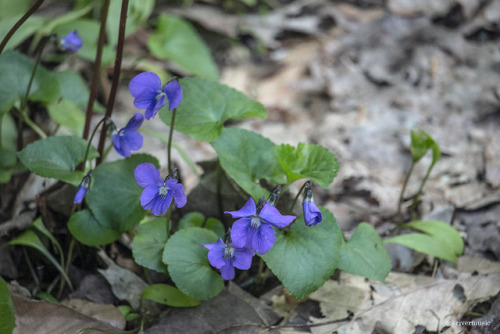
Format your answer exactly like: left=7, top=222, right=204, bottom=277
left=134, top=163, right=186, bottom=216
left=303, top=181, right=322, bottom=226
left=60, top=30, right=82, bottom=53
left=111, top=113, right=144, bottom=157
left=129, top=72, right=183, bottom=120
left=225, top=198, right=296, bottom=254
left=74, top=170, right=92, bottom=204
left=202, top=238, right=253, bottom=280
left=303, top=198, right=322, bottom=226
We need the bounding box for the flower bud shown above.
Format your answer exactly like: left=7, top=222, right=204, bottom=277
left=302, top=181, right=322, bottom=226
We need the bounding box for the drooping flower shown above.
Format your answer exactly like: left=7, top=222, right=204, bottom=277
left=60, top=30, right=82, bottom=53
left=202, top=238, right=253, bottom=280
left=74, top=170, right=92, bottom=204
left=129, top=72, right=182, bottom=120
left=302, top=181, right=322, bottom=226
left=226, top=198, right=296, bottom=254
left=134, top=163, right=186, bottom=216
left=111, top=113, right=144, bottom=157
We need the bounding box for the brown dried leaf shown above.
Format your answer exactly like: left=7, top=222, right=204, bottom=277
left=97, top=250, right=148, bottom=309
left=309, top=270, right=500, bottom=333
left=144, top=282, right=281, bottom=334
left=61, top=299, right=125, bottom=330
left=11, top=293, right=123, bottom=334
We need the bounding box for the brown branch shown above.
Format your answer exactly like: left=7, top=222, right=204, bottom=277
left=81, top=0, right=111, bottom=143
left=96, top=0, right=130, bottom=165
left=0, top=0, right=45, bottom=54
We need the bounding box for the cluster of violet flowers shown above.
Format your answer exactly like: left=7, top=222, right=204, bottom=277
left=74, top=72, right=185, bottom=213
left=69, top=62, right=325, bottom=283
left=203, top=181, right=323, bottom=280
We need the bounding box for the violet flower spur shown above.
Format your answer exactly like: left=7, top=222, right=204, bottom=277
left=134, top=163, right=187, bottom=216
left=111, top=113, right=144, bottom=157
left=60, top=30, right=82, bottom=53
left=202, top=238, right=253, bottom=280
left=129, top=72, right=183, bottom=120
left=303, top=181, right=322, bottom=226
left=74, top=170, right=92, bottom=204
left=226, top=198, right=296, bottom=254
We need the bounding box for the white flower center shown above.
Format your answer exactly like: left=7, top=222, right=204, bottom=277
left=156, top=91, right=166, bottom=102
left=224, top=246, right=234, bottom=260
left=250, top=216, right=261, bottom=229
left=158, top=186, right=169, bottom=198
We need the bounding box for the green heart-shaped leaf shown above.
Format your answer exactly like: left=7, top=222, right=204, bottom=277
left=86, top=154, right=158, bottom=232
left=212, top=127, right=284, bottom=200
left=262, top=207, right=343, bottom=299
left=132, top=218, right=169, bottom=273
left=160, top=77, right=267, bottom=142
left=163, top=227, right=223, bottom=300
left=0, top=276, right=15, bottom=334
left=276, top=143, right=339, bottom=188
left=47, top=100, right=85, bottom=136
left=0, top=50, right=59, bottom=115
left=68, top=209, right=121, bottom=246
left=410, top=129, right=441, bottom=164
left=18, top=136, right=98, bottom=185
left=142, top=284, right=200, bottom=307
left=339, top=222, right=391, bottom=282
left=148, top=14, right=218, bottom=79
left=178, top=212, right=225, bottom=239
left=384, top=220, right=463, bottom=264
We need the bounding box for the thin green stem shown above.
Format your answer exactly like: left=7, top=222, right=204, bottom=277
left=143, top=267, right=153, bottom=285
left=256, top=257, right=265, bottom=284
left=166, top=206, right=173, bottom=239
left=0, top=114, right=3, bottom=148
left=83, top=117, right=107, bottom=170
left=414, top=162, right=435, bottom=204
left=23, top=247, right=40, bottom=293
left=167, top=108, right=177, bottom=173
left=0, top=0, right=45, bottom=54
left=57, top=237, right=75, bottom=298
left=50, top=123, right=61, bottom=136
left=287, top=182, right=308, bottom=215
left=82, top=0, right=110, bottom=141
left=64, top=238, right=76, bottom=275
left=102, top=143, right=113, bottom=161
left=255, top=258, right=271, bottom=285
left=46, top=275, right=60, bottom=295
left=21, top=37, right=49, bottom=112
left=216, top=160, right=224, bottom=222
left=262, top=267, right=270, bottom=284
left=12, top=36, right=50, bottom=142
left=16, top=110, right=23, bottom=151
left=409, top=162, right=436, bottom=220
left=141, top=128, right=200, bottom=179
left=397, top=161, right=415, bottom=221
left=14, top=109, right=47, bottom=139
left=280, top=182, right=307, bottom=234
left=22, top=113, right=47, bottom=138
left=57, top=205, right=77, bottom=298
left=96, top=0, right=130, bottom=165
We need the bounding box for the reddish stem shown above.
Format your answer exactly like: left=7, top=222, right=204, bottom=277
left=0, top=0, right=45, bottom=54
left=96, top=0, right=130, bottom=165
left=81, top=0, right=111, bottom=146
